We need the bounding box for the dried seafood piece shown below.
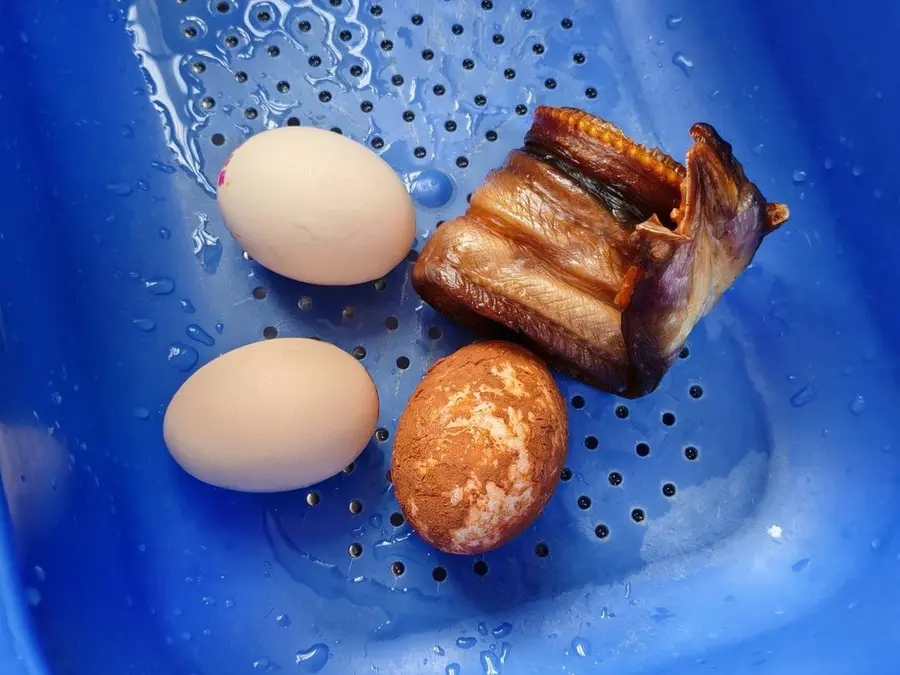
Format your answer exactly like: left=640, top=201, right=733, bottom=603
left=414, top=106, right=788, bottom=397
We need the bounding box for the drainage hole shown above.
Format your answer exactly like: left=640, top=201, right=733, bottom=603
left=375, top=428, right=390, bottom=442
left=396, top=356, right=410, bottom=370
left=631, top=508, right=646, bottom=523
left=263, top=326, right=278, bottom=339
left=252, top=286, right=267, bottom=299
left=662, top=483, right=677, bottom=498
left=535, top=542, right=550, bottom=558
left=584, top=435, right=598, bottom=450
left=428, top=326, right=443, bottom=340
left=348, top=542, right=363, bottom=557
left=689, top=385, right=704, bottom=399
left=615, top=405, right=629, bottom=419
left=349, top=500, right=363, bottom=515
left=473, top=560, right=489, bottom=577
left=306, top=492, right=320, bottom=506
left=662, top=412, right=676, bottom=426
left=391, top=561, right=405, bottom=576
left=432, top=566, right=448, bottom=582
left=608, top=472, right=623, bottom=486
left=577, top=495, right=591, bottom=510
left=571, top=395, right=585, bottom=409
left=636, top=442, right=650, bottom=457
left=352, top=346, right=367, bottom=360
left=684, top=446, right=699, bottom=460
left=211, top=133, right=225, bottom=146
left=385, top=316, right=399, bottom=330
left=595, top=524, right=610, bottom=539
left=390, top=512, right=405, bottom=527
left=560, top=467, right=572, bottom=481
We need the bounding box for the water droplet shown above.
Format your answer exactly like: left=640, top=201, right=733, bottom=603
left=369, top=513, right=383, bottom=528
left=144, top=277, right=175, bottom=295
left=295, top=644, right=329, bottom=673
left=480, top=650, right=501, bottom=675
left=790, top=384, right=816, bottom=408
left=186, top=324, right=215, bottom=346
left=666, top=14, right=683, bottom=29
left=477, top=622, right=488, bottom=636
left=159, top=227, right=171, bottom=240
left=224, top=598, right=235, bottom=608
left=201, top=596, right=217, bottom=606
left=51, top=392, right=62, bottom=405
left=851, top=165, right=863, bottom=177
left=107, top=182, right=133, bottom=196
left=192, top=214, right=222, bottom=273
left=136, top=179, right=150, bottom=192
left=33, top=566, right=45, bottom=583
left=133, top=318, right=156, bottom=332
left=167, top=343, right=199, bottom=372
left=276, top=612, right=291, bottom=627
left=180, top=299, right=196, bottom=314
left=824, top=157, right=834, bottom=170
left=215, top=322, right=225, bottom=334
left=499, top=642, right=511, bottom=664
left=433, top=646, right=445, bottom=656
left=456, top=636, right=477, bottom=650
left=752, top=143, right=765, bottom=155
left=572, top=637, right=590, bottom=657
left=446, top=664, right=461, bottom=675
left=672, top=52, right=693, bottom=75
left=849, top=394, right=866, bottom=416
left=26, top=587, right=41, bottom=606
left=411, top=170, right=455, bottom=209
left=180, top=631, right=192, bottom=643
left=133, top=407, right=150, bottom=420
left=491, top=623, right=512, bottom=639
left=792, top=558, right=810, bottom=572
left=792, top=170, right=808, bottom=184
left=252, top=656, right=270, bottom=669
left=151, top=160, right=177, bottom=174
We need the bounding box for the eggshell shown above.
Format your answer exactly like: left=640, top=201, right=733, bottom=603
left=392, top=341, right=567, bottom=554
left=164, top=338, right=379, bottom=492
left=217, top=126, right=416, bottom=285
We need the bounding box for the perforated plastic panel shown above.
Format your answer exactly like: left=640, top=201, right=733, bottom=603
left=3, top=1, right=900, bottom=674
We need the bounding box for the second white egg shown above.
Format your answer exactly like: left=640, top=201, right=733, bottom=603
left=217, top=126, right=416, bottom=285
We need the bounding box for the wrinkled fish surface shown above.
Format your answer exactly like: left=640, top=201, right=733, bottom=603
left=414, top=107, right=789, bottom=398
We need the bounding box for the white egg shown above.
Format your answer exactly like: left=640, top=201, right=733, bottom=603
left=217, top=127, right=416, bottom=285
left=163, top=339, right=379, bottom=492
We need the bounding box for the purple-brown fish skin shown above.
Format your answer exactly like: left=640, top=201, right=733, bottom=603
left=413, top=106, right=788, bottom=398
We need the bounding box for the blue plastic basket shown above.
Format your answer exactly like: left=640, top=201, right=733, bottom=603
left=1, top=1, right=899, bottom=673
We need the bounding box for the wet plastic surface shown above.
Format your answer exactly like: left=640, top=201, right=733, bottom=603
left=0, top=1, right=899, bottom=674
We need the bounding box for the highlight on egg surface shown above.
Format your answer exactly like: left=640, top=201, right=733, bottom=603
left=163, top=338, right=379, bottom=493
left=217, top=126, right=416, bottom=286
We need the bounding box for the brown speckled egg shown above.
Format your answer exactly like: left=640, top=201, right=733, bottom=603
left=392, top=341, right=567, bottom=554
